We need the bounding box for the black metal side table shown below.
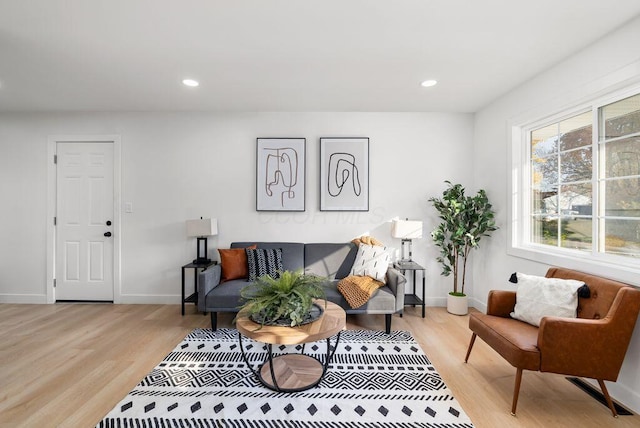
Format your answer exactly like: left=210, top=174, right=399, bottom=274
left=394, top=261, right=426, bottom=318
left=181, top=261, right=216, bottom=315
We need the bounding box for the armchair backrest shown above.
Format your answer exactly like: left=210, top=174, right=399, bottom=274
left=546, top=267, right=632, bottom=320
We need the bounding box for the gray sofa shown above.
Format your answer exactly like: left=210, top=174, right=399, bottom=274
left=198, top=241, right=406, bottom=333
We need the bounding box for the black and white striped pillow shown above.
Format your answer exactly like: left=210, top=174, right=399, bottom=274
left=245, top=248, right=284, bottom=281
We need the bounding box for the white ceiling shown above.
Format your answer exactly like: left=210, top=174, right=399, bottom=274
left=1, top=1, right=640, bottom=113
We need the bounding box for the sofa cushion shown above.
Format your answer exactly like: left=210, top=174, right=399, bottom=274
left=470, top=312, right=541, bottom=371
left=304, top=243, right=358, bottom=279
left=350, top=243, right=392, bottom=283
left=232, top=242, right=304, bottom=272
left=510, top=272, right=585, bottom=327
left=324, top=279, right=396, bottom=314
left=246, top=248, right=283, bottom=281
left=218, top=244, right=256, bottom=282
left=204, top=278, right=246, bottom=310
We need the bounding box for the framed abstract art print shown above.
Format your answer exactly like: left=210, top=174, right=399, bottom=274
left=256, top=138, right=306, bottom=211
left=319, top=137, right=369, bottom=211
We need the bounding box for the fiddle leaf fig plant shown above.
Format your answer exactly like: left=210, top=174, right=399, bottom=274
left=428, top=181, right=498, bottom=296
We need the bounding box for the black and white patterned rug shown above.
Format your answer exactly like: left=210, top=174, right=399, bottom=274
left=97, top=328, right=473, bottom=427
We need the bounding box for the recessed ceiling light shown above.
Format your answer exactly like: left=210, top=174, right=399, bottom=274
left=421, top=80, right=438, bottom=87
left=182, top=79, right=199, bottom=87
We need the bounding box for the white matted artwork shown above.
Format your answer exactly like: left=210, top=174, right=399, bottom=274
left=256, top=138, right=305, bottom=211
left=320, top=137, right=369, bottom=211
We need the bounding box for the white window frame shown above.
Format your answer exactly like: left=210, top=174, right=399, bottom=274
left=509, top=84, right=640, bottom=285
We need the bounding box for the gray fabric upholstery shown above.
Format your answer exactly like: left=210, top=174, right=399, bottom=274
left=197, top=264, right=221, bottom=313
left=304, top=243, right=358, bottom=279
left=202, top=278, right=246, bottom=311
left=385, top=268, right=406, bottom=313
left=199, top=241, right=406, bottom=332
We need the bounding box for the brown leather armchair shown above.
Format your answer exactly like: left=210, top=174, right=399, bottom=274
left=464, top=267, right=640, bottom=417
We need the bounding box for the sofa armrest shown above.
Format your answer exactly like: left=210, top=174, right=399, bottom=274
left=486, top=290, right=516, bottom=317
left=197, top=264, right=222, bottom=312
left=385, top=267, right=407, bottom=313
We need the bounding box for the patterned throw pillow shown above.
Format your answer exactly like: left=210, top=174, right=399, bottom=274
left=246, top=248, right=284, bottom=281
left=510, top=272, right=585, bottom=326
left=350, top=243, right=392, bottom=284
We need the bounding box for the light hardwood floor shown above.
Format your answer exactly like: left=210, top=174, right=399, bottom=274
left=1, top=303, right=637, bottom=427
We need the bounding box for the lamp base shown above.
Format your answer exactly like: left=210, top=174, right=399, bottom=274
left=400, top=239, right=413, bottom=262
left=193, top=237, right=210, bottom=265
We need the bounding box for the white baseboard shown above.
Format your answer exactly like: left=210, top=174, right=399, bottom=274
left=118, top=294, right=182, bottom=305
left=423, top=297, right=447, bottom=307
left=469, top=296, right=487, bottom=312
left=0, top=294, right=48, bottom=304
left=0, top=293, right=182, bottom=305
left=424, top=296, right=488, bottom=311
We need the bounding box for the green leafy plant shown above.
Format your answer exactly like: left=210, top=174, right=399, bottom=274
left=238, top=270, right=327, bottom=327
left=428, top=181, right=498, bottom=296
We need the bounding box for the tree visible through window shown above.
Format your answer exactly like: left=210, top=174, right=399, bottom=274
left=528, top=93, right=640, bottom=259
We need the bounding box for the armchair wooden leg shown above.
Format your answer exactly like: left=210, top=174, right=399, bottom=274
left=384, top=314, right=391, bottom=334
left=597, top=379, right=619, bottom=418
left=511, top=368, right=523, bottom=416
left=464, top=333, right=477, bottom=363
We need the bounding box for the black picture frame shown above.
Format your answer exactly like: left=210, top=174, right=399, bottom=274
left=319, top=137, right=369, bottom=211
left=256, top=138, right=306, bottom=211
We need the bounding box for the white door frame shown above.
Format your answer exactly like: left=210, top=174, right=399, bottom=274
left=47, top=135, right=122, bottom=304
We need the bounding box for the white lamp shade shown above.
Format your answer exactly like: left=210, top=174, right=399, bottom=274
left=186, top=218, right=218, bottom=237
left=391, top=219, right=423, bottom=239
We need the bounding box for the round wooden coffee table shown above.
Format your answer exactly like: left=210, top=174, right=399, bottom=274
left=236, top=299, right=346, bottom=392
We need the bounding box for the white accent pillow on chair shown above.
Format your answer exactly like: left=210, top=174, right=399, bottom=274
left=510, top=272, right=585, bottom=327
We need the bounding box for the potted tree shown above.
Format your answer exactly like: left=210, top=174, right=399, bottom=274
left=428, top=181, right=498, bottom=315
left=238, top=270, right=327, bottom=327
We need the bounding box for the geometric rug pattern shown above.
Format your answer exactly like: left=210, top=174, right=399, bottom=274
left=97, top=328, right=474, bottom=427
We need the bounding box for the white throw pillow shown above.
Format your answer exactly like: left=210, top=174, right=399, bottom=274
left=350, top=244, right=392, bottom=284
left=510, top=272, right=585, bottom=327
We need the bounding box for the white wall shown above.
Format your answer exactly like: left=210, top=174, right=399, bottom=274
left=473, top=15, right=640, bottom=413
left=0, top=111, right=473, bottom=304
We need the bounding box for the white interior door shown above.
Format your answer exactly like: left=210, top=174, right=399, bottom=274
left=55, top=142, right=114, bottom=301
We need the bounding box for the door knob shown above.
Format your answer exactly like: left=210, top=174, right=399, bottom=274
left=104, top=232, right=112, bottom=237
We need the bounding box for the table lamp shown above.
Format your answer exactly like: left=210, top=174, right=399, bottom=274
left=186, top=217, right=218, bottom=264
left=391, top=219, right=423, bottom=263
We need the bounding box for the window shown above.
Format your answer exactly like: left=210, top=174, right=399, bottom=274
left=530, top=111, right=593, bottom=251
left=600, top=94, right=640, bottom=256
left=514, top=89, right=640, bottom=270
